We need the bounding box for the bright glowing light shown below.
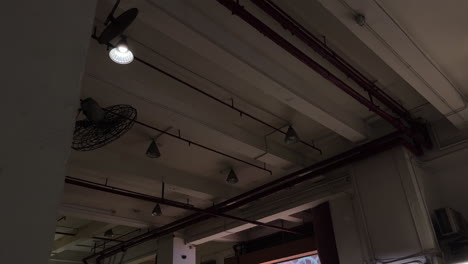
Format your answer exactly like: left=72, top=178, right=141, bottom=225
left=117, top=45, right=128, bottom=53
left=109, top=47, right=134, bottom=64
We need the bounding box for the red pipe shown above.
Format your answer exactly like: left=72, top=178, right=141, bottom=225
left=65, top=177, right=307, bottom=236
left=84, top=132, right=418, bottom=263
left=215, top=0, right=429, bottom=148
left=254, top=0, right=409, bottom=120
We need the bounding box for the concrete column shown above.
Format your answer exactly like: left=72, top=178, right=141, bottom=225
left=331, top=146, right=438, bottom=263
left=0, top=1, right=96, bottom=263
left=330, top=195, right=368, bottom=264
left=158, top=235, right=196, bottom=264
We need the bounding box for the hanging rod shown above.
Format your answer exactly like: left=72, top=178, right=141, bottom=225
left=103, top=107, right=272, bottom=174
left=91, top=35, right=322, bottom=155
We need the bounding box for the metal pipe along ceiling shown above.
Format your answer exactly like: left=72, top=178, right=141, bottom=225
left=92, top=35, right=322, bottom=155
left=215, top=0, right=430, bottom=148
left=83, top=2, right=429, bottom=261
left=83, top=132, right=419, bottom=263
left=103, top=108, right=272, bottom=174
left=255, top=0, right=410, bottom=120
left=65, top=176, right=309, bottom=236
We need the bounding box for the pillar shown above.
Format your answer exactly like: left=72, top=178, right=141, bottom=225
left=329, top=146, right=438, bottom=263
left=0, top=0, right=96, bottom=263
left=158, top=235, right=196, bottom=264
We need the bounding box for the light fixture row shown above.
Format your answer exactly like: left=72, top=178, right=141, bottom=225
left=144, top=139, right=239, bottom=184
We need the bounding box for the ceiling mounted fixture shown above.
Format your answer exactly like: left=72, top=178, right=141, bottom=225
left=72, top=98, right=137, bottom=151
left=109, top=37, right=134, bottom=65
left=97, top=0, right=138, bottom=44
left=284, top=126, right=300, bottom=144
left=152, top=203, right=162, bottom=216
left=146, top=139, right=161, bottom=158
left=104, top=229, right=115, bottom=238
left=226, top=169, right=239, bottom=184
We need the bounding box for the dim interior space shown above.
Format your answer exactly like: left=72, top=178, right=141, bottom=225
left=4, top=0, right=468, bottom=264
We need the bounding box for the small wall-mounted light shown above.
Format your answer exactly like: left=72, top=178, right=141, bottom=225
left=109, top=37, right=134, bottom=64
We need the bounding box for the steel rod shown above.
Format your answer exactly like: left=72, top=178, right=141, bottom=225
left=91, top=35, right=322, bottom=154
left=215, top=0, right=429, bottom=148
left=83, top=132, right=419, bottom=263
left=65, top=177, right=308, bottom=236
left=55, top=232, right=123, bottom=242
left=132, top=56, right=322, bottom=154
left=104, top=108, right=272, bottom=174
left=258, top=0, right=409, bottom=119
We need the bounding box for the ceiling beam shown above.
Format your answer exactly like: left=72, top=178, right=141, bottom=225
left=279, top=215, right=304, bottom=223
left=83, top=55, right=308, bottom=169
left=52, top=222, right=114, bottom=254
left=184, top=175, right=350, bottom=245
left=317, top=0, right=468, bottom=129
left=58, top=203, right=150, bottom=229
left=112, top=0, right=368, bottom=142
left=68, top=148, right=237, bottom=202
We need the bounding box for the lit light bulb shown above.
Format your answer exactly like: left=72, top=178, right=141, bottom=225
left=109, top=37, right=134, bottom=65
left=117, top=45, right=128, bottom=53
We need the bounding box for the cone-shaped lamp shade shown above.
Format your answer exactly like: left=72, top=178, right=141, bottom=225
left=226, top=169, right=239, bottom=184
left=284, top=126, right=300, bottom=144
left=81, top=98, right=106, bottom=123
left=152, top=203, right=162, bottom=216
left=146, top=140, right=161, bottom=158
left=104, top=229, right=114, bottom=237
left=109, top=38, right=134, bottom=64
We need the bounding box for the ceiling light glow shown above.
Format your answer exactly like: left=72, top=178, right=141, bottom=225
left=117, top=45, right=128, bottom=53
left=109, top=37, right=133, bottom=65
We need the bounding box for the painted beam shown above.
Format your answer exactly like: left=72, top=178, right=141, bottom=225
left=111, top=0, right=368, bottom=142
left=83, top=49, right=308, bottom=169
left=52, top=222, right=114, bottom=254
left=317, top=0, right=468, bottom=129
left=184, top=175, right=350, bottom=245
left=58, top=203, right=150, bottom=229
left=68, top=148, right=236, bottom=201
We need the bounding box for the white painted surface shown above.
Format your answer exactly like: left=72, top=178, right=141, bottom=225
left=0, top=1, right=96, bottom=263
left=318, top=0, right=468, bottom=129
left=330, top=195, right=366, bottom=264
left=185, top=175, right=350, bottom=244
left=159, top=235, right=196, bottom=264
left=115, top=0, right=369, bottom=142
left=351, top=147, right=438, bottom=261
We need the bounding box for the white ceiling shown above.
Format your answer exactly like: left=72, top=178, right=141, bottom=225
left=54, top=0, right=468, bottom=262
left=378, top=0, right=468, bottom=98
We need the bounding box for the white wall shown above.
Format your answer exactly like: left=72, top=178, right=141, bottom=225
left=422, top=146, right=468, bottom=218
left=331, top=147, right=439, bottom=264
left=0, top=1, right=96, bottom=263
